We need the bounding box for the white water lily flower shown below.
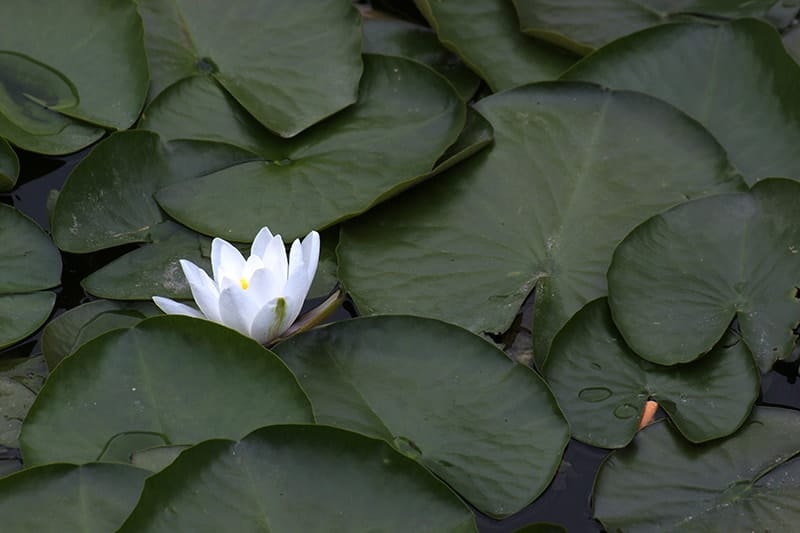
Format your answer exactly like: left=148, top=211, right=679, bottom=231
left=153, top=227, right=319, bottom=344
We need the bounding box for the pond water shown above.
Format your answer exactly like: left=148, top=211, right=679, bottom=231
left=2, top=148, right=799, bottom=532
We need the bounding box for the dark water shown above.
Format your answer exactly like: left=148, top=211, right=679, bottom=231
left=3, top=149, right=800, bottom=532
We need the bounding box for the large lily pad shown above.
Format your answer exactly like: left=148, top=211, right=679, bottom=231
left=19, top=316, right=313, bottom=465
left=414, top=0, right=576, bottom=91
left=0, top=463, right=148, bottom=533
left=564, top=19, right=800, bottom=184
left=52, top=131, right=255, bottom=253
left=0, top=204, right=61, bottom=348
left=144, top=55, right=466, bottom=241
left=607, top=179, right=800, bottom=372
left=362, top=18, right=480, bottom=100
left=594, top=407, right=800, bottom=532
left=136, top=0, right=362, bottom=137
left=273, top=315, right=569, bottom=518
left=0, top=138, right=18, bottom=191
left=120, top=425, right=477, bottom=532
left=0, top=0, right=148, bottom=130
left=338, top=82, right=744, bottom=365
left=544, top=299, right=758, bottom=448
left=512, top=1, right=783, bottom=54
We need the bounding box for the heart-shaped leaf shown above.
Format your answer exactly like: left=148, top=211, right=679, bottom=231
left=20, top=316, right=313, bottom=465
left=594, top=407, right=800, bottom=532
left=564, top=19, right=800, bottom=184
left=0, top=204, right=61, bottom=348
left=119, top=425, right=477, bottom=532
left=338, top=82, right=744, bottom=365
left=608, top=179, right=800, bottom=372
left=414, top=0, right=576, bottom=90
left=512, top=0, right=782, bottom=53
left=544, top=299, right=758, bottom=448
left=52, top=131, right=255, bottom=253
left=144, top=55, right=466, bottom=241
left=136, top=0, right=362, bottom=136
left=274, top=315, right=569, bottom=518
left=0, top=138, right=18, bottom=191
left=0, top=463, right=148, bottom=533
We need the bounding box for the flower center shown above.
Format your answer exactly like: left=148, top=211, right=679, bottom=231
left=240, top=277, right=249, bottom=290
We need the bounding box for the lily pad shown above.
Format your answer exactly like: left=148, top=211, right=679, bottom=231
left=130, top=445, right=189, bottom=473
left=19, top=315, right=313, bottom=465
left=414, top=0, right=576, bottom=91
left=0, top=137, right=18, bottom=191
left=42, top=300, right=158, bottom=370
left=0, top=377, right=35, bottom=449
left=786, top=24, right=800, bottom=64
left=338, top=82, right=744, bottom=365
left=512, top=0, right=782, bottom=53
left=0, top=0, right=148, bottom=130
left=544, top=299, right=759, bottom=448
left=119, top=425, right=477, bottom=532
left=564, top=19, right=800, bottom=184
left=607, top=179, right=800, bottom=372
left=362, top=18, right=481, bottom=100
left=144, top=55, right=466, bottom=241
left=52, top=131, right=255, bottom=253
left=0, top=463, right=148, bottom=533
left=0, top=204, right=61, bottom=348
left=136, top=0, right=362, bottom=136
left=594, top=407, right=800, bottom=532
left=274, top=315, right=568, bottom=518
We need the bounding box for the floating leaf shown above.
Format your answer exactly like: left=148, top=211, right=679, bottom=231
left=512, top=0, right=781, bottom=53
left=0, top=377, right=34, bottom=449
left=0, top=204, right=61, bottom=348
left=0, top=137, right=18, bottom=191
left=52, top=131, right=254, bottom=253
left=565, top=19, right=800, bottom=184
left=130, top=445, right=188, bottom=473
left=274, top=315, right=568, bottom=517
left=594, top=407, right=800, bottom=532
left=0, top=463, right=148, bottom=532
left=119, top=425, right=477, bottom=532
left=137, top=0, right=362, bottom=136
left=608, top=179, right=800, bottom=372
left=20, top=316, right=312, bottom=465
left=0, top=0, right=148, bottom=134
left=414, top=0, right=576, bottom=90
left=544, top=299, right=758, bottom=448
left=362, top=18, right=480, bottom=100
left=145, top=55, right=465, bottom=241
left=338, top=82, right=744, bottom=365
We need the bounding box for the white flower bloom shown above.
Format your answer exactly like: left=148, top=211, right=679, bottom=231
left=153, top=227, right=319, bottom=344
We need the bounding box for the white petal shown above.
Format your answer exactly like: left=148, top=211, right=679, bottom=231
left=180, top=260, right=222, bottom=323
left=301, top=230, right=320, bottom=285
left=247, top=267, right=283, bottom=303
left=250, top=226, right=275, bottom=258
left=210, top=237, right=246, bottom=288
left=249, top=298, right=285, bottom=344
left=218, top=281, right=261, bottom=338
left=278, top=268, right=309, bottom=333
left=152, top=296, right=205, bottom=318
left=242, top=255, right=264, bottom=280
left=286, top=239, right=305, bottom=281
left=259, top=233, right=288, bottom=282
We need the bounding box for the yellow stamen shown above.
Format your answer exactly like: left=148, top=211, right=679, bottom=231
left=240, top=277, right=249, bottom=290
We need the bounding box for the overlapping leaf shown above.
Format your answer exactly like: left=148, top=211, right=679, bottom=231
left=565, top=19, right=800, bottom=184
left=120, top=425, right=477, bottom=532
left=274, top=315, right=569, bottom=517
left=143, top=55, right=466, bottom=241
left=414, top=0, right=576, bottom=91
left=136, top=0, right=363, bottom=136
left=0, top=138, right=18, bottom=191
left=608, top=179, right=800, bottom=372
left=544, top=299, right=758, bottom=448
left=594, top=407, right=800, bottom=531
left=20, top=316, right=313, bottom=465
left=0, top=205, right=61, bottom=348
left=338, top=82, right=744, bottom=364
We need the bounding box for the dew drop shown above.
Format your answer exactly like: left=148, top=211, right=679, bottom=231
left=613, top=404, right=638, bottom=419
left=578, top=387, right=612, bottom=402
